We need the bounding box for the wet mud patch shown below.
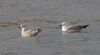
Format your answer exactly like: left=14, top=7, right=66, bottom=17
left=0, top=16, right=59, bottom=28
left=0, top=19, right=31, bottom=28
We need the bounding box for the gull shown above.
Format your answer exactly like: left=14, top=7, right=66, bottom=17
left=59, top=22, right=89, bottom=33
left=19, top=24, right=42, bottom=39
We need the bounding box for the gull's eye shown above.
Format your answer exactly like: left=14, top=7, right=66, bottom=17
left=63, top=24, right=65, bottom=25
left=61, top=22, right=67, bottom=26
left=20, top=25, right=25, bottom=27
left=22, top=25, right=25, bottom=27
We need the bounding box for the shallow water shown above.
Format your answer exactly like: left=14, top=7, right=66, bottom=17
left=0, top=0, right=100, bottom=55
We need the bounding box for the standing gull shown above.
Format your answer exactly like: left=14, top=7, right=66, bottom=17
left=19, top=25, right=42, bottom=39
left=59, top=22, right=89, bottom=32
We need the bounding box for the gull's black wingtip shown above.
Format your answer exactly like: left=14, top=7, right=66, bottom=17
left=82, top=24, right=89, bottom=28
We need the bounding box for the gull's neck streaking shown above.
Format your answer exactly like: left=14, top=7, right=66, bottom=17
left=21, top=27, right=27, bottom=32
left=62, top=25, right=67, bottom=31
left=62, top=25, right=72, bottom=31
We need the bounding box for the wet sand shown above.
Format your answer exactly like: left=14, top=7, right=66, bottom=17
left=0, top=0, right=100, bottom=55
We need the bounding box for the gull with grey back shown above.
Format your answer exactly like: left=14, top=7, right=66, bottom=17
left=59, top=22, right=89, bottom=33
left=19, top=25, right=42, bottom=39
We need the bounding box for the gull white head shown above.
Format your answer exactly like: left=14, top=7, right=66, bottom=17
left=59, top=22, right=71, bottom=32
left=59, top=22, right=68, bottom=26
left=19, top=24, right=26, bottom=28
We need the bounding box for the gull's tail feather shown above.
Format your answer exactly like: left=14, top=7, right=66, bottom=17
left=82, top=24, right=89, bottom=29
left=34, top=28, right=42, bottom=36
left=37, top=28, right=42, bottom=33
left=78, top=24, right=89, bottom=29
